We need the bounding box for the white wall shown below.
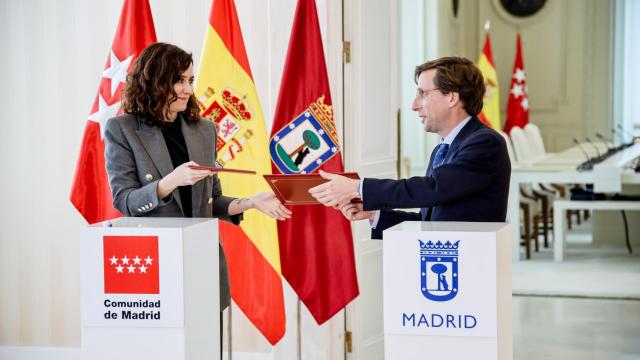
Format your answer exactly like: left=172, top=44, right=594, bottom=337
left=0, top=1, right=343, bottom=357
left=619, top=0, right=640, bottom=137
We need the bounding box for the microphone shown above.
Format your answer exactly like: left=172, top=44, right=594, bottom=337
left=611, top=128, right=625, bottom=145
left=585, top=137, right=601, bottom=157
left=573, top=138, right=593, bottom=171
left=595, top=132, right=612, bottom=148
left=617, top=124, right=634, bottom=140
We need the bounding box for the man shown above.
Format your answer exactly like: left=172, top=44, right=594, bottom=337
left=309, top=56, right=511, bottom=239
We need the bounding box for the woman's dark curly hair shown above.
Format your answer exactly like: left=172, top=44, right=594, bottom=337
left=123, top=42, right=200, bottom=126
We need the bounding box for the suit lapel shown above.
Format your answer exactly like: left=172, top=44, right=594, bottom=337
left=422, top=117, right=483, bottom=221
left=136, top=117, right=183, bottom=213
left=425, top=144, right=439, bottom=177
left=445, top=116, right=482, bottom=163
left=182, top=118, right=212, bottom=216
left=182, top=118, right=210, bottom=166
left=136, top=118, right=174, bottom=178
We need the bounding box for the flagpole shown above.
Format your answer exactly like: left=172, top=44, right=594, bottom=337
left=228, top=304, right=233, bottom=360
left=297, top=298, right=302, bottom=360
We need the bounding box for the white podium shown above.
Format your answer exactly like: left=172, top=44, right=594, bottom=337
left=383, top=222, right=512, bottom=360
left=80, top=218, right=220, bottom=360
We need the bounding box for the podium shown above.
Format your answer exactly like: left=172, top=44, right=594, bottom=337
left=383, top=222, right=512, bottom=360
left=80, top=218, right=220, bottom=360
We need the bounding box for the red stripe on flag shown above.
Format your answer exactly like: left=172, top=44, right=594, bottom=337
left=219, top=222, right=285, bottom=344
left=482, top=33, right=496, bottom=67
left=209, top=0, right=253, bottom=79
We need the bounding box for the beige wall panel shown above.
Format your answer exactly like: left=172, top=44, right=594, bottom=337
left=438, top=0, right=613, bottom=152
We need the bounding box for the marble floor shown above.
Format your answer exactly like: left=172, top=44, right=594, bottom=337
left=513, top=296, right=640, bottom=360
left=512, top=220, right=640, bottom=360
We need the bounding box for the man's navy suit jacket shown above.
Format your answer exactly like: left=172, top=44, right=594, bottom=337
left=362, top=116, right=511, bottom=239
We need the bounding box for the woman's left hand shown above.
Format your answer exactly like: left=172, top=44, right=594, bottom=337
left=251, top=192, right=292, bottom=220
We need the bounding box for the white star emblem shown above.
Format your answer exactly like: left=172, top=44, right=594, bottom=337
left=274, top=135, right=280, bottom=141
left=144, top=256, right=153, bottom=265
left=316, top=159, right=322, bottom=165
left=102, top=50, right=133, bottom=97
left=289, top=123, right=296, bottom=129
left=139, top=265, right=147, bottom=273
left=88, top=93, right=121, bottom=140
left=513, top=68, right=526, bottom=83
left=510, top=84, right=524, bottom=98
left=331, top=147, right=338, bottom=153
left=109, top=256, right=118, bottom=265
left=121, top=256, right=130, bottom=265
left=127, top=265, right=136, bottom=273
left=304, top=111, right=311, bottom=118
left=133, top=256, right=141, bottom=265
left=115, top=265, right=124, bottom=273
left=318, top=129, right=325, bottom=135
left=521, top=98, right=529, bottom=111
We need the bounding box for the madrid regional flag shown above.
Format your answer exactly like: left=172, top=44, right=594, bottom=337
left=103, top=235, right=159, bottom=294
left=70, top=0, right=157, bottom=224
left=194, top=0, right=285, bottom=345
left=477, top=30, right=501, bottom=130
left=270, top=0, right=359, bottom=325
left=504, top=33, right=530, bottom=134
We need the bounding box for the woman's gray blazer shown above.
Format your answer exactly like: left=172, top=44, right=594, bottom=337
left=104, top=113, right=238, bottom=310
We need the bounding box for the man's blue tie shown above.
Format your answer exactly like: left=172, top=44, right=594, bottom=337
left=420, top=143, right=449, bottom=220
left=432, top=143, right=450, bottom=170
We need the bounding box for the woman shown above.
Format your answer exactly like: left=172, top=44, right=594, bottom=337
left=104, top=42, right=291, bottom=311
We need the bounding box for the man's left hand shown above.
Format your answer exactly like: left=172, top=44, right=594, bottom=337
left=309, top=170, right=360, bottom=207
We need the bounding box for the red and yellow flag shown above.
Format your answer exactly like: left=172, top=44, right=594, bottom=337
left=194, top=0, right=285, bottom=344
left=477, top=32, right=501, bottom=130
left=270, top=0, right=359, bottom=324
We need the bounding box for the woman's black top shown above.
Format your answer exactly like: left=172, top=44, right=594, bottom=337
left=161, top=116, right=192, bottom=218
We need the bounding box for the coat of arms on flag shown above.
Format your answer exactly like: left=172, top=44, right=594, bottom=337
left=198, top=87, right=255, bottom=167
left=269, top=96, right=340, bottom=174
left=103, top=235, right=159, bottom=294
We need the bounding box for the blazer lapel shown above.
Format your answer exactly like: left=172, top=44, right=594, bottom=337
left=136, top=117, right=183, bottom=212
left=182, top=118, right=210, bottom=166
left=182, top=118, right=213, bottom=216
left=446, top=116, right=482, bottom=162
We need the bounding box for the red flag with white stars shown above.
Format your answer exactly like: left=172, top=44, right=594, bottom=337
left=70, top=0, right=157, bottom=224
left=504, top=33, right=529, bottom=134
left=103, top=235, right=159, bottom=294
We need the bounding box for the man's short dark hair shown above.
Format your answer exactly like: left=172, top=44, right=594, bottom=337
left=414, top=57, right=485, bottom=116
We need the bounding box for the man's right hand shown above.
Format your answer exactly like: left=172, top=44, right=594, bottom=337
left=339, top=203, right=375, bottom=222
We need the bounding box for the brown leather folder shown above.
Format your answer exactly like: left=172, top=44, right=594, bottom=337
left=263, top=173, right=362, bottom=205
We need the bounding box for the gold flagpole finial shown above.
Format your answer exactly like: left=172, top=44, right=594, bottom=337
left=484, top=20, right=491, bottom=32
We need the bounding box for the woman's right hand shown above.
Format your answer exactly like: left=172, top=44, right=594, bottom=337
left=157, top=161, right=212, bottom=198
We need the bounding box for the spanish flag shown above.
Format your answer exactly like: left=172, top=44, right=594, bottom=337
left=477, top=32, right=501, bottom=130
left=194, top=0, right=285, bottom=344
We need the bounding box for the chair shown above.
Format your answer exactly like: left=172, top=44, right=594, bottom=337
left=498, top=130, right=540, bottom=259
left=509, top=127, right=554, bottom=250
left=523, top=123, right=547, bottom=160
left=522, top=123, right=584, bottom=231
